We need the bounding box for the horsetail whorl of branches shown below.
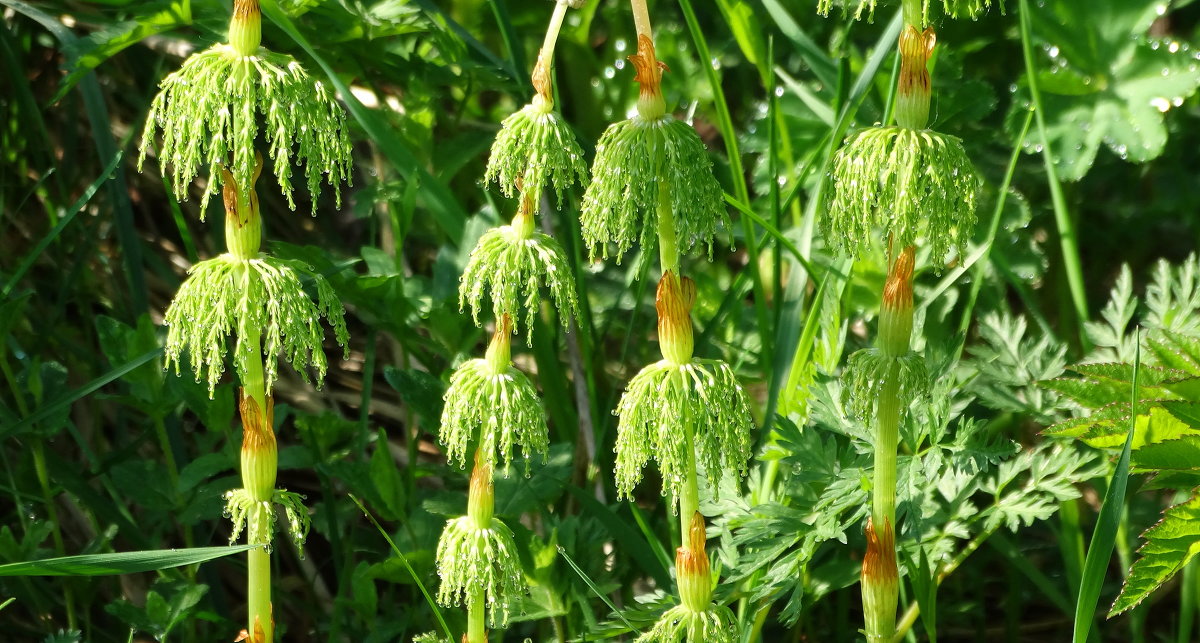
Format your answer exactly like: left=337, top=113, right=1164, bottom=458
left=435, top=451, right=524, bottom=632
left=163, top=252, right=350, bottom=397
left=636, top=513, right=737, bottom=643
left=439, top=316, right=549, bottom=474
left=580, top=35, right=727, bottom=263
left=139, top=0, right=352, bottom=215
left=613, top=273, right=754, bottom=509
left=484, top=0, right=587, bottom=206
left=459, top=195, right=579, bottom=340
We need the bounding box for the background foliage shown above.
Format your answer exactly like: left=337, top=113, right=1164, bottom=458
left=3, top=0, right=1200, bottom=641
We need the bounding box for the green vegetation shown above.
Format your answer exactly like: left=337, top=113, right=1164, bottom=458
left=3, top=0, right=1200, bottom=642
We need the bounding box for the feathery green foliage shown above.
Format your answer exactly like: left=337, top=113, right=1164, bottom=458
left=440, top=357, right=549, bottom=473
left=139, top=44, right=352, bottom=215
left=223, top=488, right=311, bottom=552
left=485, top=102, right=588, bottom=206
left=614, top=359, right=754, bottom=508
left=163, top=253, right=349, bottom=396
left=459, top=224, right=579, bottom=339
left=637, top=604, right=738, bottom=643
left=816, top=0, right=1001, bottom=22
left=823, top=126, right=978, bottom=266
left=581, top=116, right=727, bottom=262
left=841, top=348, right=930, bottom=422
left=434, top=516, right=524, bottom=626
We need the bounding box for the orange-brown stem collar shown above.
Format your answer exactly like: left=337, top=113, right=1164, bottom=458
left=656, top=271, right=696, bottom=365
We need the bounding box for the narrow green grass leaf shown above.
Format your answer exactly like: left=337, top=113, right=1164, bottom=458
left=348, top=494, right=453, bottom=642
left=1073, top=330, right=1140, bottom=643
left=52, top=0, right=192, bottom=103
left=1019, top=0, right=1089, bottom=350
left=563, top=486, right=671, bottom=588
left=557, top=546, right=638, bottom=633
left=678, top=0, right=772, bottom=372
left=0, top=545, right=258, bottom=577
left=3, top=348, right=162, bottom=439
left=2, top=151, right=122, bottom=298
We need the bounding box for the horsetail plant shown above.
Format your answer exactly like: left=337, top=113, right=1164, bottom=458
left=435, top=317, right=542, bottom=643
left=819, top=0, right=984, bottom=639
left=584, top=2, right=753, bottom=640
left=146, top=2, right=354, bottom=640
left=435, top=3, right=587, bottom=640
left=138, top=0, right=353, bottom=215
left=463, top=0, right=586, bottom=341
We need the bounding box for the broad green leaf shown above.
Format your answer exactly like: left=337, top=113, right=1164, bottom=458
left=0, top=545, right=258, bottom=577
left=1131, top=436, right=1200, bottom=473
left=1025, top=0, right=1200, bottom=180
left=1110, top=494, right=1200, bottom=615
left=1080, top=405, right=1200, bottom=450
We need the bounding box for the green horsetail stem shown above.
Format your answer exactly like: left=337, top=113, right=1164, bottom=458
left=229, top=0, right=261, bottom=57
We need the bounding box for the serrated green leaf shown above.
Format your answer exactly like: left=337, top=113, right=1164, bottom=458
left=0, top=545, right=258, bottom=576
left=1110, top=494, right=1200, bottom=615
left=1080, top=405, right=1200, bottom=450
left=1131, top=436, right=1200, bottom=473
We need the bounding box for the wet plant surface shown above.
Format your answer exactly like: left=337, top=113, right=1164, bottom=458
left=3, top=1, right=1200, bottom=642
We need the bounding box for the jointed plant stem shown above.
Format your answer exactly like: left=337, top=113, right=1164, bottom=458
left=872, top=367, right=901, bottom=527
left=240, top=320, right=274, bottom=643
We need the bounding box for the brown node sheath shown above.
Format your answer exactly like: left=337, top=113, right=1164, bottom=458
left=233, top=613, right=269, bottom=643
left=628, top=34, right=669, bottom=101
left=881, top=246, right=916, bottom=314
left=239, top=389, right=276, bottom=453
left=862, top=517, right=898, bottom=584
left=532, top=50, right=552, bottom=104
left=233, top=0, right=260, bottom=19
left=897, top=26, right=935, bottom=99
left=676, top=511, right=710, bottom=576
left=656, top=271, right=696, bottom=364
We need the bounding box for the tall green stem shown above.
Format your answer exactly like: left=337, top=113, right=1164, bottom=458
left=871, top=369, right=901, bottom=527
left=657, top=186, right=679, bottom=275
left=862, top=246, right=915, bottom=643
left=239, top=315, right=274, bottom=642
left=466, top=448, right=495, bottom=643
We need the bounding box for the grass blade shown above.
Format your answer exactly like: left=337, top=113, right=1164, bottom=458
left=1073, top=329, right=1140, bottom=642
left=0, top=545, right=258, bottom=577
left=3, top=348, right=162, bottom=438
left=2, top=151, right=122, bottom=299
left=348, top=494, right=453, bottom=642
left=1018, top=0, right=1089, bottom=350
left=558, top=545, right=638, bottom=633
